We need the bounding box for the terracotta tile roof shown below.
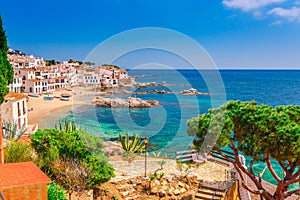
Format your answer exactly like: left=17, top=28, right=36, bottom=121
left=28, top=79, right=47, bottom=82
left=20, top=68, right=34, bottom=71
left=0, top=162, right=51, bottom=188
left=5, top=92, right=26, bottom=101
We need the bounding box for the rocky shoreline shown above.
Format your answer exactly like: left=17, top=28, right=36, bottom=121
left=92, top=96, right=160, bottom=108
left=135, top=81, right=189, bottom=88
left=92, top=88, right=209, bottom=96
left=133, top=88, right=209, bottom=96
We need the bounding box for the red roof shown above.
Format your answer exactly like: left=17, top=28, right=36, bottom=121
left=0, top=162, right=51, bottom=188
left=5, top=92, right=27, bottom=101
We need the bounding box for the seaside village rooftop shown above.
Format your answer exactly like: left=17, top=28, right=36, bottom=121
left=0, top=49, right=131, bottom=136
left=1, top=49, right=299, bottom=200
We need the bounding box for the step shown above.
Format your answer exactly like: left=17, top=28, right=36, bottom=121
left=197, top=189, right=224, bottom=197
left=200, top=185, right=226, bottom=193
left=195, top=192, right=221, bottom=200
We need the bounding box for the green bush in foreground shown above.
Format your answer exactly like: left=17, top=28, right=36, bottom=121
left=48, top=181, right=66, bottom=200
left=31, top=129, right=114, bottom=199
left=4, top=140, right=34, bottom=163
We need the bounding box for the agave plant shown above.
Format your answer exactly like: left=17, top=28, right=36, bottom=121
left=118, top=132, right=145, bottom=153
left=55, top=120, right=77, bottom=133
left=2, top=121, right=27, bottom=140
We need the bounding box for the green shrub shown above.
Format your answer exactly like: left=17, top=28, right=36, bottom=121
left=4, top=140, right=34, bottom=163
left=31, top=129, right=114, bottom=192
left=48, top=181, right=66, bottom=200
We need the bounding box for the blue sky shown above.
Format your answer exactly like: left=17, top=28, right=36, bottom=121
left=1, top=0, right=300, bottom=69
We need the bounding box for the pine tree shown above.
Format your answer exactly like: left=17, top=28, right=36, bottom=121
left=0, top=15, right=13, bottom=104
left=0, top=15, right=14, bottom=164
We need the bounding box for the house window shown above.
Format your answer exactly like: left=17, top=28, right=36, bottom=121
left=17, top=102, right=21, bottom=117
left=23, top=100, right=26, bottom=115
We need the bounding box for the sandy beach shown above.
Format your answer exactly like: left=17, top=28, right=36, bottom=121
left=27, top=89, right=89, bottom=128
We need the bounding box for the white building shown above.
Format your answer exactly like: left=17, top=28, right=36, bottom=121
left=15, top=68, right=36, bottom=86
left=0, top=92, right=28, bottom=131
left=119, top=69, right=129, bottom=79
left=24, top=79, right=48, bottom=94
left=9, top=76, right=23, bottom=93
left=83, top=73, right=100, bottom=86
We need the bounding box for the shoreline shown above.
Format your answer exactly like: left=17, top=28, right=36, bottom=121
left=27, top=90, right=89, bottom=128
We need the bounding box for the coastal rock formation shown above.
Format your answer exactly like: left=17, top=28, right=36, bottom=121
left=119, top=77, right=136, bottom=87
left=128, top=97, right=151, bottom=107
left=178, top=88, right=209, bottom=95
left=93, top=96, right=159, bottom=108
left=135, top=81, right=189, bottom=88
left=100, top=81, right=113, bottom=88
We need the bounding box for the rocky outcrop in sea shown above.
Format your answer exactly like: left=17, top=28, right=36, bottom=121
left=92, top=96, right=160, bottom=108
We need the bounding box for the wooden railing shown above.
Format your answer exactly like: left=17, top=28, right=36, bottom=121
left=175, top=149, right=197, bottom=162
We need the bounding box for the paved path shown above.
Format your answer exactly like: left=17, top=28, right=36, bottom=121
left=109, top=158, right=229, bottom=183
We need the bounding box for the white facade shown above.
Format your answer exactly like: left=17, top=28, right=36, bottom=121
left=16, top=68, right=36, bottom=85
left=0, top=92, right=28, bottom=130
left=119, top=70, right=128, bottom=79
left=24, top=79, right=48, bottom=94
left=83, top=74, right=100, bottom=85
left=9, top=76, right=23, bottom=93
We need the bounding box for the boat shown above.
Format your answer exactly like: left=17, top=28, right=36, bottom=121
left=28, top=93, right=39, bottom=98
left=60, top=97, right=70, bottom=101
left=61, top=93, right=71, bottom=98
left=43, top=96, right=54, bottom=101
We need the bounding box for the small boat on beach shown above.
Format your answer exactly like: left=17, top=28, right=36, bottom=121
left=43, top=96, right=54, bottom=101
left=60, top=97, right=70, bottom=101
left=29, top=93, right=39, bottom=98
left=61, top=93, right=72, bottom=98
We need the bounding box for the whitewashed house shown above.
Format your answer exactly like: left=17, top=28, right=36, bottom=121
left=83, top=73, right=100, bottom=86
left=119, top=69, right=128, bottom=79
left=16, top=68, right=36, bottom=86
left=9, top=76, right=23, bottom=93
left=0, top=92, right=28, bottom=130
left=24, top=79, right=48, bottom=94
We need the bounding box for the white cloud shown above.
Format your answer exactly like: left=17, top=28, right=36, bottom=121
left=222, top=0, right=286, bottom=11
left=270, top=19, right=283, bottom=25
left=268, top=6, right=300, bottom=21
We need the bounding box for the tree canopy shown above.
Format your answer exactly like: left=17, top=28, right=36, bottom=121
left=45, top=59, right=60, bottom=66
left=0, top=15, right=13, bottom=104
left=187, top=100, right=300, bottom=200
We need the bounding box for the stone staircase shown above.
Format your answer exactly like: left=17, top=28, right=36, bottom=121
left=195, top=184, right=226, bottom=200
left=116, top=184, right=141, bottom=200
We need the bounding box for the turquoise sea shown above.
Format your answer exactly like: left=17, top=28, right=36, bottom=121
left=43, top=69, right=300, bottom=187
